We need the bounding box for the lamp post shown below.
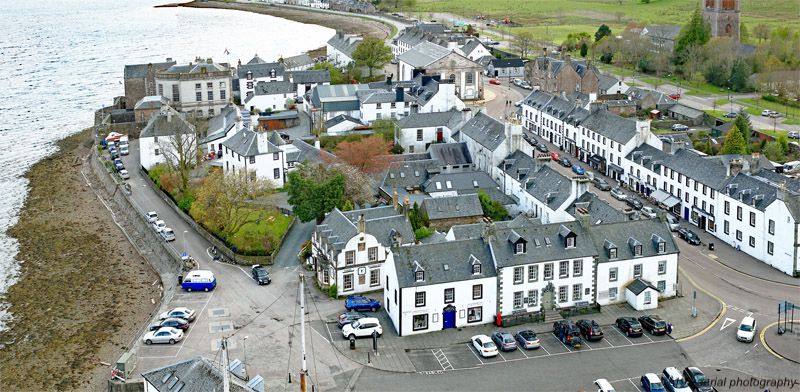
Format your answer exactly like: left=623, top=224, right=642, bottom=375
left=243, top=336, right=249, bottom=381
left=182, top=230, right=188, bottom=257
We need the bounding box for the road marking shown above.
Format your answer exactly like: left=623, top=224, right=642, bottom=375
left=628, top=378, right=640, bottom=391
left=719, top=318, right=737, bottom=331
left=612, top=326, right=635, bottom=345
left=539, top=344, right=551, bottom=355
left=683, top=256, right=706, bottom=269
left=759, top=319, right=800, bottom=361
left=466, top=344, right=485, bottom=364
left=675, top=266, right=727, bottom=342
left=312, top=325, right=329, bottom=344
left=432, top=348, right=454, bottom=371
left=497, top=351, right=507, bottom=361
left=699, top=249, right=799, bottom=288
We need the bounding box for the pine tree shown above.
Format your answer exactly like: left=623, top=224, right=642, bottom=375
left=580, top=42, right=588, bottom=57
left=732, top=112, right=752, bottom=152
left=721, top=125, right=747, bottom=155
left=595, top=24, right=611, bottom=43
left=674, top=7, right=711, bottom=63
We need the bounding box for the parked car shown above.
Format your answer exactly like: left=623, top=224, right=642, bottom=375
left=610, top=187, right=627, bottom=200
left=489, top=79, right=501, bottom=85
left=491, top=331, right=517, bottom=351
left=520, top=81, right=532, bottom=90
left=722, top=112, right=738, bottom=119
left=514, top=100, right=522, bottom=107
left=592, top=178, right=612, bottom=191
left=761, top=109, right=772, bottom=116
left=182, top=270, right=216, bottom=292
left=251, top=264, right=271, bottom=285
left=548, top=151, right=561, bottom=161
left=736, top=316, right=757, bottom=342
left=120, top=145, right=129, bottom=155
left=345, top=296, right=381, bottom=312
left=515, top=329, right=540, bottom=349
left=671, top=124, right=689, bottom=132
left=666, top=214, right=681, bottom=231
left=682, top=367, right=713, bottom=392
left=160, top=228, right=176, bottom=242
left=113, top=159, right=124, bottom=170
left=390, top=58, right=398, bottom=64
left=572, top=164, right=585, bottom=175
left=471, top=334, right=499, bottom=358
left=159, top=307, right=196, bottom=322
left=150, top=317, right=189, bottom=331
left=668, top=94, right=680, bottom=99
left=616, top=317, right=643, bottom=337
left=523, top=134, right=538, bottom=147
left=512, top=78, right=522, bottom=86
left=143, top=327, right=184, bottom=345
left=118, top=169, right=130, bottom=180
left=152, top=219, right=166, bottom=233
left=641, top=372, right=667, bottom=392
left=626, top=197, right=643, bottom=210
left=638, top=315, right=667, bottom=335
left=769, top=111, right=780, bottom=118
left=641, top=206, right=658, bottom=219
left=576, top=319, right=604, bottom=341
left=536, top=143, right=549, bottom=153
left=342, top=317, right=382, bottom=339
left=595, top=378, right=616, bottom=392
left=558, top=157, right=572, bottom=167
left=146, top=211, right=158, bottom=223
left=678, top=228, right=701, bottom=245
left=553, top=321, right=582, bottom=347
left=661, top=367, right=692, bottom=392
left=110, top=150, right=119, bottom=160
left=788, top=131, right=800, bottom=140
left=338, top=311, right=368, bottom=328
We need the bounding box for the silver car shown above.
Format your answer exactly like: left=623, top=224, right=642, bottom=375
left=641, top=206, right=658, bottom=219
left=515, top=329, right=540, bottom=349
left=610, top=187, right=627, bottom=201
left=142, top=327, right=184, bottom=345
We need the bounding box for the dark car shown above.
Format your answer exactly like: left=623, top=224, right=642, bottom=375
left=150, top=317, right=189, bottom=331
left=678, top=228, right=701, bottom=245
left=616, top=317, right=643, bottom=337
left=251, top=264, right=270, bottom=285
left=626, top=197, right=643, bottom=210
left=345, top=296, right=381, bottom=312
left=682, top=367, right=713, bottom=392
left=113, top=159, right=125, bottom=170
left=722, top=112, right=738, bottom=119
left=576, top=319, right=604, bottom=341
left=592, top=178, right=612, bottom=191
left=553, top=321, right=582, bottom=347
left=110, top=150, right=120, bottom=160
left=337, top=311, right=367, bottom=328
left=638, top=315, right=667, bottom=335
left=537, top=143, right=549, bottom=153
left=491, top=331, right=518, bottom=351
left=558, top=157, right=572, bottom=167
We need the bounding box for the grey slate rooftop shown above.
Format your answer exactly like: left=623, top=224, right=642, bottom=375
left=569, top=192, right=627, bottom=225
left=315, top=207, right=415, bottom=258
left=422, top=194, right=483, bottom=220
left=140, top=108, right=195, bottom=138
left=286, top=69, right=331, bottom=84
left=141, top=357, right=251, bottom=392
left=588, top=218, right=678, bottom=263
left=397, top=41, right=453, bottom=67
left=490, top=220, right=596, bottom=268
left=124, top=60, right=175, bottom=79
left=395, top=110, right=463, bottom=129
left=581, top=108, right=638, bottom=144
left=627, top=144, right=729, bottom=190
left=327, top=31, right=362, bottom=58
left=458, top=111, right=506, bottom=151
left=222, top=128, right=280, bottom=158
left=499, top=150, right=573, bottom=210
left=427, top=142, right=473, bottom=166
left=393, top=238, right=496, bottom=288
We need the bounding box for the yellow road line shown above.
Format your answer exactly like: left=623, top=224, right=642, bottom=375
left=675, top=265, right=726, bottom=342
left=759, top=320, right=800, bottom=362
left=699, top=251, right=799, bottom=288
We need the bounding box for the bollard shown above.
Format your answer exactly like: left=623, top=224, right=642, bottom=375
left=349, top=336, right=356, bottom=350
left=368, top=351, right=371, bottom=364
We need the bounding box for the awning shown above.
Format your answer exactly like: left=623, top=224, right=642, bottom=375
left=590, top=154, right=606, bottom=165
left=663, top=196, right=681, bottom=208
left=651, top=189, right=670, bottom=203
left=608, top=163, right=624, bottom=174
left=692, top=205, right=714, bottom=218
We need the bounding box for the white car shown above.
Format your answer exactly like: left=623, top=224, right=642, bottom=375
left=342, top=317, right=382, bottom=339
left=736, top=316, right=757, bottom=342
left=641, top=206, right=658, bottom=219
left=160, top=307, right=196, bottom=322
left=118, top=169, right=130, bottom=180
left=146, top=211, right=158, bottom=223
left=788, top=131, right=799, bottom=140
left=153, top=219, right=166, bottom=233
left=161, top=228, right=176, bottom=242
left=471, top=334, right=498, bottom=358
left=142, top=327, right=183, bottom=345
left=610, top=187, right=628, bottom=201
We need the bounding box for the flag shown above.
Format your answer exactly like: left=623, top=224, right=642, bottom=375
left=224, top=48, right=230, bottom=55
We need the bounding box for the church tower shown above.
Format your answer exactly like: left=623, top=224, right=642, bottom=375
left=701, top=0, right=740, bottom=41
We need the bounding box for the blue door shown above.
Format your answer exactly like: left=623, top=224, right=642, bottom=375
left=443, top=306, right=456, bottom=329
left=684, top=207, right=689, bottom=221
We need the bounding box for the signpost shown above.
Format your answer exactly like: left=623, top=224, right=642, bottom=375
left=692, top=290, right=697, bottom=318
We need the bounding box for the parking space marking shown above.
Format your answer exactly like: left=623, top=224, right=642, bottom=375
left=497, top=351, right=507, bottom=361
left=610, top=326, right=636, bottom=345
left=432, top=349, right=454, bottom=371
left=640, top=332, right=655, bottom=343
left=466, top=344, right=485, bottom=365
left=176, top=291, right=214, bottom=357
left=539, top=344, right=551, bottom=355
left=627, top=378, right=642, bottom=391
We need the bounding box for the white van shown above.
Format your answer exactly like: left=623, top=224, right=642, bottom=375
left=595, top=378, right=616, bottom=392
left=182, top=270, right=216, bottom=292
left=784, top=161, right=800, bottom=174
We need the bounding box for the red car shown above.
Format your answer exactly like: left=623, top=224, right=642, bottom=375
left=548, top=151, right=561, bottom=161
left=668, top=94, right=680, bottom=99
left=489, top=79, right=501, bottom=85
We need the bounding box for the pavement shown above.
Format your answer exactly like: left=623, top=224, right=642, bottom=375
left=762, top=320, right=800, bottom=364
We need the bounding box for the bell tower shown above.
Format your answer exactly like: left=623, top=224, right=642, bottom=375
left=701, top=0, right=740, bottom=42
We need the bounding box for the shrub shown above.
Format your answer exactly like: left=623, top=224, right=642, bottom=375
left=177, top=193, right=194, bottom=212
left=328, top=284, right=338, bottom=299
left=414, top=227, right=434, bottom=239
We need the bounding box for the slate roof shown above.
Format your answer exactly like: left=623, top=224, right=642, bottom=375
left=569, top=192, right=627, bottom=225
left=285, top=138, right=336, bottom=165
left=413, top=23, right=450, bottom=34
left=393, top=238, right=496, bottom=288
left=422, top=194, right=483, bottom=220
left=134, top=95, right=171, bottom=110
left=588, top=219, right=678, bottom=263
left=499, top=150, right=573, bottom=210
left=490, top=220, right=596, bottom=268
left=201, top=103, right=239, bottom=143
left=423, top=171, right=498, bottom=193
left=397, top=41, right=453, bottom=67
left=140, top=108, right=195, bottom=138
left=356, top=89, right=415, bottom=104
left=627, top=278, right=659, bottom=295
left=237, top=61, right=285, bottom=79
left=461, top=39, right=485, bottom=56
left=627, top=144, right=729, bottom=190
left=598, top=74, right=622, bottom=91
left=490, top=58, right=525, bottom=68
left=311, top=83, right=370, bottom=108
left=327, top=32, right=362, bottom=58
left=252, top=81, right=294, bottom=96
left=521, top=90, right=590, bottom=126
left=380, top=159, right=441, bottom=197
left=326, top=114, right=365, bottom=129
left=581, top=109, right=638, bottom=144
left=458, top=111, right=506, bottom=151
left=163, top=61, right=230, bottom=75
left=315, top=207, right=414, bottom=258
left=124, top=60, right=175, bottom=79
left=286, top=69, right=331, bottom=84
left=721, top=172, right=781, bottom=212
left=643, top=25, right=682, bottom=41
left=754, top=168, right=800, bottom=193
left=668, top=104, right=704, bottom=118
left=283, top=53, right=314, bottom=69
left=141, top=357, right=251, bottom=392
left=247, top=54, right=268, bottom=65
left=222, top=128, right=280, bottom=157
left=396, top=110, right=462, bottom=129
left=427, top=142, right=473, bottom=166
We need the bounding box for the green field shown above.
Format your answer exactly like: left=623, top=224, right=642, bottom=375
left=417, top=0, right=797, bottom=45
left=227, top=209, right=292, bottom=254
left=740, top=98, right=798, bottom=116
left=784, top=118, right=800, bottom=125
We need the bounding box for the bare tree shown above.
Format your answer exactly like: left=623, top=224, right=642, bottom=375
left=157, top=110, right=199, bottom=196
left=752, top=24, right=771, bottom=44
left=620, top=30, right=650, bottom=70
left=615, top=11, right=625, bottom=22
left=512, top=31, right=536, bottom=58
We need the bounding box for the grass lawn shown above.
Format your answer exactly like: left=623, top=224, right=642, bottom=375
left=757, top=129, right=788, bottom=139
left=740, top=98, right=798, bottom=116
left=612, top=69, right=634, bottom=77
left=715, top=99, right=731, bottom=106
left=783, top=118, right=800, bottom=125
left=227, top=208, right=292, bottom=254
left=685, top=90, right=710, bottom=96
left=743, top=107, right=764, bottom=117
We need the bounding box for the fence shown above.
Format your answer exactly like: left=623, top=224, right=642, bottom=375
left=500, top=311, right=544, bottom=327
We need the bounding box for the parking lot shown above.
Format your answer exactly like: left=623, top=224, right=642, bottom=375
left=407, top=324, right=673, bottom=373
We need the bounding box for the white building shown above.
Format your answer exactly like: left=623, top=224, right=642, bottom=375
left=327, top=32, right=362, bottom=68
left=309, top=83, right=370, bottom=122
left=155, top=58, right=232, bottom=119
left=236, top=55, right=285, bottom=101
left=243, top=81, right=295, bottom=113
left=487, top=58, right=525, bottom=78
left=394, top=110, right=466, bottom=154
left=453, top=111, right=524, bottom=181
left=396, top=41, right=483, bottom=100
left=356, top=86, right=414, bottom=123
left=139, top=107, right=197, bottom=170
left=220, top=129, right=286, bottom=187
left=286, top=69, right=331, bottom=98
left=384, top=238, right=497, bottom=336
left=461, top=39, right=492, bottom=62
left=325, top=114, right=366, bottom=134
left=200, top=103, right=242, bottom=159
left=312, top=206, right=415, bottom=297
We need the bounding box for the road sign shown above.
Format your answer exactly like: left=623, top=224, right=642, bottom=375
left=182, top=252, right=187, bottom=258
left=693, top=290, right=696, bottom=299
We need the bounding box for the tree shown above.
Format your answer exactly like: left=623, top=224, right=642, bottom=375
left=733, top=111, right=753, bottom=150
left=721, top=125, right=747, bottom=155
left=580, top=42, right=588, bottom=57
left=313, top=62, right=346, bottom=85
left=753, top=24, right=771, bottom=44
left=596, top=36, right=617, bottom=64
left=190, top=169, right=275, bottom=239
left=763, top=141, right=785, bottom=161
left=703, top=138, right=713, bottom=155
left=674, top=7, right=711, bottom=63
left=728, top=58, right=752, bottom=91
left=777, top=135, right=789, bottom=155
left=403, top=0, right=416, bottom=12
left=327, top=161, right=376, bottom=207
left=740, top=23, right=750, bottom=44
left=703, top=37, right=738, bottom=86
left=334, top=135, right=392, bottom=174
left=287, top=162, right=345, bottom=223
left=512, top=31, right=535, bottom=58
left=351, top=37, right=392, bottom=78
left=342, top=200, right=354, bottom=212
left=595, top=24, right=611, bottom=43
left=478, top=190, right=508, bottom=221
left=157, top=114, right=198, bottom=198
left=689, top=71, right=706, bottom=88
left=615, top=11, right=625, bottom=23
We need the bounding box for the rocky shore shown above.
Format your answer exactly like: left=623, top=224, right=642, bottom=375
left=177, top=0, right=393, bottom=39
left=0, top=129, right=160, bottom=391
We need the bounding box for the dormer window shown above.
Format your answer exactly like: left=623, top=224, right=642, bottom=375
left=566, top=237, right=575, bottom=248
left=609, top=248, right=617, bottom=259
left=246, top=70, right=252, bottom=80
left=270, top=69, right=276, bottom=78
left=634, top=245, right=642, bottom=256
left=658, top=242, right=665, bottom=253
left=558, top=225, right=576, bottom=249
left=651, top=234, right=666, bottom=254
left=508, top=230, right=527, bottom=254
left=415, top=271, right=424, bottom=282
left=515, top=243, right=525, bottom=254
left=472, top=263, right=481, bottom=274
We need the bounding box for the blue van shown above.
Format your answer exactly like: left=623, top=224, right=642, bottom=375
left=182, top=270, right=216, bottom=292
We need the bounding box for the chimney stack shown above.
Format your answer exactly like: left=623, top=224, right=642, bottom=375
left=357, top=214, right=366, bottom=233
left=777, top=182, right=788, bottom=201
left=393, top=187, right=399, bottom=210
left=387, top=73, right=393, bottom=85
left=396, top=84, right=404, bottom=103
left=314, top=135, right=320, bottom=150
left=404, top=196, right=410, bottom=222
left=729, top=159, right=743, bottom=177
left=167, top=109, right=172, bottom=122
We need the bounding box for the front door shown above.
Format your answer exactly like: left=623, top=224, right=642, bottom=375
left=437, top=129, right=443, bottom=142
left=542, top=291, right=554, bottom=311
left=443, top=305, right=456, bottom=329
left=684, top=207, right=690, bottom=221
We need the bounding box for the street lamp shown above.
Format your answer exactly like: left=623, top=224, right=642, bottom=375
left=243, top=336, right=249, bottom=381
left=182, top=230, right=188, bottom=257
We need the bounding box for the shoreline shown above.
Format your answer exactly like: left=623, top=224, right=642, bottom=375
left=173, top=1, right=392, bottom=39
left=0, top=129, right=160, bottom=391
